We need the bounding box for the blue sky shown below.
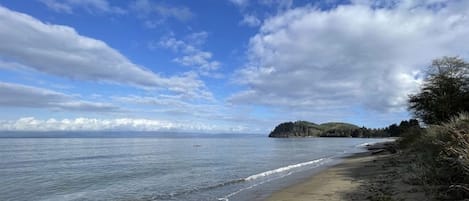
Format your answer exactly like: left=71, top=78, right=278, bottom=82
left=0, top=0, right=468, bottom=133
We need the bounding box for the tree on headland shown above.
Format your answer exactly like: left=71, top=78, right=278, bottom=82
left=269, top=120, right=419, bottom=138
left=409, top=56, right=469, bottom=125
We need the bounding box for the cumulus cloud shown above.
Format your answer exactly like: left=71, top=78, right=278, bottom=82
left=240, top=14, right=261, bottom=27
left=232, top=0, right=293, bottom=33
left=113, top=95, right=221, bottom=117
left=173, top=51, right=220, bottom=71
left=230, top=0, right=292, bottom=8
left=0, top=117, right=248, bottom=132
left=39, top=0, right=125, bottom=14
left=231, top=0, right=469, bottom=116
left=131, top=0, right=193, bottom=27
left=157, top=33, right=221, bottom=74
left=0, top=82, right=119, bottom=112
left=112, top=94, right=279, bottom=131
left=258, top=0, right=293, bottom=10
left=0, top=6, right=210, bottom=98
left=229, top=0, right=249, bottom=7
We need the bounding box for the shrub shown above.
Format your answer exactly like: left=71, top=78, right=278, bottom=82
left=402, top=113, right=469, bottom=199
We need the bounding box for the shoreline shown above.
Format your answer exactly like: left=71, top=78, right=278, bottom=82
left=264, top=142, right=427, bottom=201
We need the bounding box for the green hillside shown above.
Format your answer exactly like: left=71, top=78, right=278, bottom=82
left=318, top=122, right=359, bottom=130
left=268, top=121, right=362, bottom=137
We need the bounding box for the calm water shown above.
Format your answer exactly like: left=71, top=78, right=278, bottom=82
left=0, top=135, right=389, bottom=201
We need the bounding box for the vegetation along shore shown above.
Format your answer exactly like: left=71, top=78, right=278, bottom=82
left=267, top=57, right=469, bottom=201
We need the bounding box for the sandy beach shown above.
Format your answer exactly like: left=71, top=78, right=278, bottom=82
left=265, top=144, right=428, bottom=201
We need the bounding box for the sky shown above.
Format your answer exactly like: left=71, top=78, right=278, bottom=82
left=0, top=0, right=468, bottom=133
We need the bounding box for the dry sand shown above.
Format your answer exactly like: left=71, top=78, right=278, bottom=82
left=265, top=148, right=429, bottom=201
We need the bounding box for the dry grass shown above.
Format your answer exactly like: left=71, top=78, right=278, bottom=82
left=399, top=113, right=469, bottom=200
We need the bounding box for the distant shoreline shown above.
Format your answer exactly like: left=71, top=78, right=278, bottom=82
left=0, top=131, right=265, bottom=138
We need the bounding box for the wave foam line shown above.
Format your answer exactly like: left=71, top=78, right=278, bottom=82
left=244, top=158, right=326, bottom=181
left=218, top=173, right=286, bottom=201
left=355, top=142, right=370, bottom=148
left=219, top=158, right=329, bottom=201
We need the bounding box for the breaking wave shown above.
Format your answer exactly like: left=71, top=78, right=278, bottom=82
left=244, top=158, right=326, bottom=181
left=218, top=157, right=331, bottom=201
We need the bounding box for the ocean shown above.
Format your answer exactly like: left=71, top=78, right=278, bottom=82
left=0, top=134, right=389, bottom=201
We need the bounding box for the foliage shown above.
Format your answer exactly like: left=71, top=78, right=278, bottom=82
left=409, top=56, right=469, bottom=125
left=268, top=121, right=322, bottom=137
left=269, top=119, right=419, bottom=138
left=399, top=113, right=469, bottom=200
left=400, top=57, right=469, bottom=200
left=317, top=122, right=359, bottom=130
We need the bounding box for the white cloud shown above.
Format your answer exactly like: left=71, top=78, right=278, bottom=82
left=173, top=51, right=220, bottom=71
left=0, top=82, right=119, bottom=112
left=185, top=31, right=209, bottom=46
left=39, top=0, right=73, bottom=13
left=164, top=72, right=214, bottom=100
left=0, top=6, right=210, bottom=99
left=0, top=117, right=248, bottom=132
left=231, top=1, right=469, bottom=117
left=39, top=0, right=125, bottom=14
left=229, top=0, right=249, bottom=7
left=240, top=14, right=261, bottom=27
left=158, top=33, right=221, bottom=73
left=0, top=60, right=30, bottom=71
left=113, top=95, right=220, bottom=117
left=231, top=0, right=293, bottom=31
left=230, top=0, right=293, bottom=8
left=131, top=0, right=193, bottom=27
left=111, top=94, right=280, bottom=132
left=258, top=0, right=293, bottom=10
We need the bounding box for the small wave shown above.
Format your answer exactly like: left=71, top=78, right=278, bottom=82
left=355, top=139, right=397, bottom=148
left=218, top=158, right=328, bottom=201
left=244, top=158, right=325, bottom=181
left=218, top=175, right=284, bottom=201
left=355, top=142, right=370, bottom=148
left=144, top=179, right=245, bottom=200
left=151, top=159, right=329, bottom=201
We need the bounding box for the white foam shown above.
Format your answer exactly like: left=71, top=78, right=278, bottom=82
left=218, top=173, right=286, bottom=201
left=218, top=158, right=329, bottom=201
left=244, top=158, right=325, bottom=181
left=355, top=142, right=370, bottom=148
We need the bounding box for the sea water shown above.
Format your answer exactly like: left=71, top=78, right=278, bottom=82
left=0, top=135, right=389, bottom=201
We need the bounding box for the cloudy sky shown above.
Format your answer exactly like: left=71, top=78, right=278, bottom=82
left=0, top=0, right=468, bottom=133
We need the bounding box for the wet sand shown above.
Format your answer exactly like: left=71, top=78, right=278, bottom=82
left=265, top=144, right=428, bottom=201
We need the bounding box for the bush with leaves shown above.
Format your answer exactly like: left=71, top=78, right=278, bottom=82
left=409, top=56, right=469, bottom=125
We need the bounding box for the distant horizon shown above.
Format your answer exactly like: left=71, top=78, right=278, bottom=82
left=0, top=119, right=403, bottom=135
left=1, top=0, right=468, bottom=133
left=0, top=130, right=266, bottom=138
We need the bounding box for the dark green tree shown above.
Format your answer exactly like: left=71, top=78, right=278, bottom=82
left=388, top=124, right=400, bottom=137
left=409, top=57, right=469, bottom=124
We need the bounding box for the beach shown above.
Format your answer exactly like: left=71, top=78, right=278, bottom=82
left=265, top=143, right=428, bottom=201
